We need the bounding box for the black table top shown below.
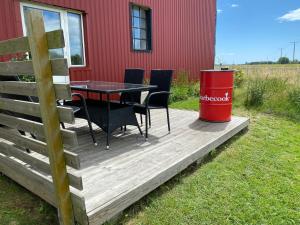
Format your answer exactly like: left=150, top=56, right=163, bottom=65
left=70, top=80, right=157, bottom=94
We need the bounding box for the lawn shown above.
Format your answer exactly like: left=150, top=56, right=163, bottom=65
left=1, top=65, right=300, bottom=224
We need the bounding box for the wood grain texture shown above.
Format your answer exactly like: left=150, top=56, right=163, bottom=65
left=0, top=30, right=65, bottom=56
left=0, top=113, right=77, bottom=147
left=0, top=82, right=72, bottom=100
left=0, top=142, right=83, bottom=190
left=0, top=59, right=69, bottom=76
left=0, top=127, right=80, bottom=169
left=0, top=97, right=74, bottom=124
left=0, top=36, right=29, bottom=56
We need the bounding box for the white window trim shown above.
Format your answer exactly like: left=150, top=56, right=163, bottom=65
left=20, top=2, right=86, bottom=68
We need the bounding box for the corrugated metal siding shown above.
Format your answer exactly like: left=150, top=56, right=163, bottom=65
left=0, top=0, right=216, bottom=81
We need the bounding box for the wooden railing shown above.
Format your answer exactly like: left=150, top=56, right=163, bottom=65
left=0, top=11, right=80, bottom=225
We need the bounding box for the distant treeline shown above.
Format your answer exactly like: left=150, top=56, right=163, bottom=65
left=246, top=57, right=299, bottom=65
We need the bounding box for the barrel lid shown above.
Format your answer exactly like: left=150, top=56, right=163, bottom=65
left=200, top=69, right=236, bottom=72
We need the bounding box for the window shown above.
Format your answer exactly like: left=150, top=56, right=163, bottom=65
left=20, top=3, right=86, bottom=67
left=131, top=4, right=152, bottom=51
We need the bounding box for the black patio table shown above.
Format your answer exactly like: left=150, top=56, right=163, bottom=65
left=70, top=80, right=157, bottom=149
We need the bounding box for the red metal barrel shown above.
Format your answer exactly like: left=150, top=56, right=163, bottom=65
left=199, top=70, right=234, bottom=122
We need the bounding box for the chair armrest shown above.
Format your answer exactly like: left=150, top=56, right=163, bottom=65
left=71, top=93, right=88, bottom=107
left=145, top=91, right=171, bottom=107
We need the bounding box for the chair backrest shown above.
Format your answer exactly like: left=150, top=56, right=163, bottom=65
left=121, top=68, right=145, bottom=103
left=148, top=70, right=173, bottom=107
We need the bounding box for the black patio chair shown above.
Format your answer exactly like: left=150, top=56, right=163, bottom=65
left=120, top=69, right=145, bottom=129
left=133, top=70, right=173, bottom=139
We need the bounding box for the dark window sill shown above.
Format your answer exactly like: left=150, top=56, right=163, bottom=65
left=132, top=49, right=152, bottom=53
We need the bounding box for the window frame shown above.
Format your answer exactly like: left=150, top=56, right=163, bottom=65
left=20, top=2, right=86, bottom=67
left=129, top=3, right=152, bottom=52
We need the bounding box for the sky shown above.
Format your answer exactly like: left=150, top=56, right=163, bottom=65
left=216, top=0, right=300, bottom=64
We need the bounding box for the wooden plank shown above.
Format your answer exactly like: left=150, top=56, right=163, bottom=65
left=0, top=127, right=80, bottom=169
left=26, top=11, right=74, bottom=225
left=0, top=97, right=75, bottom=124
left=0, top=153, right=88, bottom=225
left=0, top=36, right=29, bottom=56
left=0, top=82, right=72, bottom=101
left=0, top=81, right=71, bottom=100
left=0, top=113, right=78, bottom=147
left=0, top=30, right=64, bottom=56
left=0, top=58, right=69, bottom=76
left=47, top=30, right=65, bottom=49
left=0, top=142, right=83, bottom=190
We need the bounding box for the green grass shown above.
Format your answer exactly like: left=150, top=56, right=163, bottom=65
left=0, top=175, right=58, bottom=225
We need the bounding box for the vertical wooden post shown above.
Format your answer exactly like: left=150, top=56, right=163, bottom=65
left=26, top=11, right=75, bottom=225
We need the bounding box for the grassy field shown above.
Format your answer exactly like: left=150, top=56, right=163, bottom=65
left=0, top=64, right=300, bottom=225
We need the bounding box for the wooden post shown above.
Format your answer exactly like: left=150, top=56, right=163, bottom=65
left=25, top=11, right=75, bottom=225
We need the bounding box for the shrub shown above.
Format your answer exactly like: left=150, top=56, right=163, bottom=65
left=170, top=85, right=189, bottom=103
left=170, top=71, right=199, bottom=103
left=264, top=77, right=288, bottom=94
left=234, top=69, right=245, bottom=88
left=288, top=88, right=300, bottom=112
left=244, top=78, right=267, bottom=107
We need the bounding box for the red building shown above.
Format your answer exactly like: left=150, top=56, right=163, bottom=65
left=0, top=0, right=216, bottom=82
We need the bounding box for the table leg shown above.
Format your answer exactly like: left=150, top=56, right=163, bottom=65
left=106, top=93, right=110, bottom=150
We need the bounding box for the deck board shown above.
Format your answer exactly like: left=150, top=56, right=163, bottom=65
left=0, top=109, right=249, bottom=225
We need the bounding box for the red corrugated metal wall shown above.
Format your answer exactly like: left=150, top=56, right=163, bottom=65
left=0, top=0, right=216, bottom=81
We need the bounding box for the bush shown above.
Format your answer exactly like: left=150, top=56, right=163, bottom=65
left=169, top=71, right=199, bottom=103
left=234, top=69, right=245, bottom=88
left=288, top=88, right=300, bottom=112
left=244, top=78, right=267, bottom=107
left=170, top=85, right=189, bottom=103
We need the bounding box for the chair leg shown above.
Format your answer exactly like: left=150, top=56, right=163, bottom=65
left=140, top=114, right=143, bottom=126
left=82, top=105, right=97, bottom=146
left=148, top=109, right=151, bottom=128
left=145, top=111, right=148, bottom=140
left=106, top=132, right=110, bottom=150
left=166, top=107, right=170, bottom=133
left=137, top=122, right=143, bottom=136
left=19, top=130, right=30, bottom=153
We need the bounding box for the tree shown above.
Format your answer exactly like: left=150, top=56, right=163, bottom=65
left=277, top=57, right=290, bottom=64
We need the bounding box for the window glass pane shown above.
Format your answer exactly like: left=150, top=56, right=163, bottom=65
left=132, top=6, right=140, bottom=17
left=140, top=40, right=147, bottom=50
left=140, top=9, right=146, bottom=19
left=133, top=28, right=141, bottom=39
left=134, top=39, right=140, bottom=50
left=140, top=29, right=147, bottom=39
left=43, top=9, right=61, bottom=31
left=67, top=12, right=84, bottom=65
left=133, top=17, right=140, bottom=28
left=23, top=6, right=64, bottom=59
left=140, top=18, right=146, bottom=29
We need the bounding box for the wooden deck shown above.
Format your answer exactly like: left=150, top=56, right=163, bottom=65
left=0, top=109, right=249, bottom=225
